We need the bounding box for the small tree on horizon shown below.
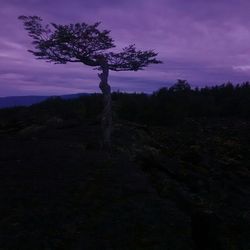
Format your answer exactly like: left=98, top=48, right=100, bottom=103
left=169, top=79, right=191, bottom=92
left=18, top=15, right=162, bottom=148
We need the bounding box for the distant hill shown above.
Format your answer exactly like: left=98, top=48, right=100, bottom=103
left=0, top=93, right=89, bottom=108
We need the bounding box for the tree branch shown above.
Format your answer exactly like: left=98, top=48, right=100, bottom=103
left=19, top=16, right=162, bottom=71
left=106, top=45, right=162, bottom=72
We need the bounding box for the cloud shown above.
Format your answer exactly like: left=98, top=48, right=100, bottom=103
left=1, top=0, right=250, bottom=96
left=233, top=65, right=250, bottom=72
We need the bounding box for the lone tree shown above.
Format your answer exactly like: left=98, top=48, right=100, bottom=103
left=18, top=16, right=162, bottom=148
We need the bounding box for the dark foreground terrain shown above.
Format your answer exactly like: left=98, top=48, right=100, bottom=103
left=0, top=117, right=192, bottom=250
left=0, top=91, right=250, bottom=249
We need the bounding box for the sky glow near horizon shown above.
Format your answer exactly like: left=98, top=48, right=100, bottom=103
left=1, top=0, right=250, bottom=96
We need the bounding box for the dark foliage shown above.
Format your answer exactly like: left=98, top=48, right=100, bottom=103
left=113, top=81, right=250, bottom=125
left=1, top=81, right=249, bottom=128
left=18, top=16, right=162, bottom=71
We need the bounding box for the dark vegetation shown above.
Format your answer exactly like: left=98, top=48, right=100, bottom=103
left=114, top=81, right=250, bottom=124
left=0, top=82, right=250, bottom=249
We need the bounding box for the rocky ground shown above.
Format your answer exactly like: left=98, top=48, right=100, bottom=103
left=119, top=118, right=250, bottom=250
left=0, top=112, right=249, bottom=249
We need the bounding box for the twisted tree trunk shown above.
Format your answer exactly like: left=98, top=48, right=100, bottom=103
left=98, top=61, right=112, bottom=149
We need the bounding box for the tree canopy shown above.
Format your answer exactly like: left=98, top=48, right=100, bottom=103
left=18, top=16, right=162, bottom=71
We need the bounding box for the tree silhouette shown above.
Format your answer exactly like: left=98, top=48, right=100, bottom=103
left=169, top=79, right=191, bottom=92
left=18, top=16, right=162, bottom=148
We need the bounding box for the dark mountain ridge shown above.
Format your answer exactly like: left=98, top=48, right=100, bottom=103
left=0, top=93, right=89, bottom=108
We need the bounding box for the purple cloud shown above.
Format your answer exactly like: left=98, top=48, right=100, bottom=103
left=1, top=0, right=250, bottom=96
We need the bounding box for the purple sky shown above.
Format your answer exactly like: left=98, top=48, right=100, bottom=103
left=1, top=0, right=250, bottom=96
